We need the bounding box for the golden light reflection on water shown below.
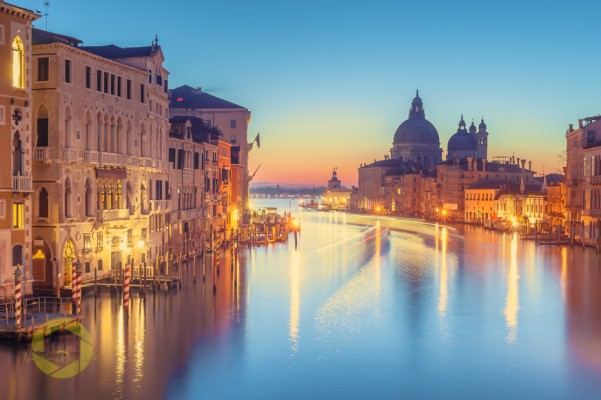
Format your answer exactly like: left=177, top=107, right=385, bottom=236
left=560, top=247, right=568, bottom=303
left=116, top=304, right=126, bottom=387
left=504, top=232, right=520, bottom=343
left=289, top=250, right=301, bottom=354
left=133, top=301, right=145, bottom=384
left=438, top=227, right=448, bottom=318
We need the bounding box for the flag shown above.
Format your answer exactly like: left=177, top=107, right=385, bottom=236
left=255, top=132, right=261, bottom=149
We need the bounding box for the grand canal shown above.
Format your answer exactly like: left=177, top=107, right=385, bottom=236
left=2, top=198, right=601, bottom=399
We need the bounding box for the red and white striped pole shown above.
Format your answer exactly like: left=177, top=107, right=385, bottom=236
left=123, top=261, right=130, bottom=312
left=76, top=261, right=82, bottom=316
left=71, top=261, right=77, bottom=307
left=14, top=266, right=23, bottom=330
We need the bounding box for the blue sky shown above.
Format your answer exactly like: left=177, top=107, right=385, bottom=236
left=17, top=0, right=601, bottom=185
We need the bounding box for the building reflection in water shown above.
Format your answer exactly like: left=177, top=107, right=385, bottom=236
left=437, top=226, right=449, bottom=318
left=504, top=232, right=520, bottom=343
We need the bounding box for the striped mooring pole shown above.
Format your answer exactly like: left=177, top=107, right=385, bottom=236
left=14, top=265, right=23, bottom=330
left=213, top=251, right=219, bottom=293
left=123, top=261, right=131, bottom=312
left=71, top=261, right=77, bottom=306
left=76, top=261, right=82, bottom=316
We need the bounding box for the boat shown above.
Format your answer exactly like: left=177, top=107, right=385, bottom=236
left=536, top=240, right=570, bottom=246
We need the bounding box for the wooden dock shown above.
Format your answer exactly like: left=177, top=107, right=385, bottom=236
left=0, top=297, right=81, bottom=341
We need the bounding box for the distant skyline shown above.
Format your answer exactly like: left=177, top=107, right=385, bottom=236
left=17, top=0, right=601, bottom=185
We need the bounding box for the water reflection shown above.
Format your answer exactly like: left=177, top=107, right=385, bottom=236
left=504, top=232, right=520, bottom=343
left=289, top=250, right=301, bottom=354
left=437, top=226, right=449, bottom=318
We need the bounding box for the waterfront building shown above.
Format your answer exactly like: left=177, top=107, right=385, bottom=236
left=566, top=117, right=601, bottom=246
left=322, top=168, right=353, bottom=210
left=0, top=1, right=38, bottom=297
left=390, top=91, right=442, bottom=168
left=495, top=180, right=545, bottom=232
left=169, top=85, right=251, bottom=213
left=30, top=29, right=170, bottom=291
left=464, top=184, right=500, bottom=225
left=437, top=157, right=537, bottom=222
left=543, top=176, right=566, bottom=234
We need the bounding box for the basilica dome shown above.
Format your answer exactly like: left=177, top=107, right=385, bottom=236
left=393, top=92, right=440, bottom=145
left=447, top=116, right=476, bottom=152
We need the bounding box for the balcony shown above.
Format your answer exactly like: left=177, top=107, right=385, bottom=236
left=84, top=150, right=99, bottom=164
left=99, top=152, right=128, bottom=167
left=97, top=208, right=130, bottom=222
left=33, top=147, right=51, bottom=163
left=183, top=168, right=193, bottom=178
left=63, top=147, right=78, bottom=163
left=590, top=175, right=601, bottom=186
left=12, top=175, right=32, bottom=192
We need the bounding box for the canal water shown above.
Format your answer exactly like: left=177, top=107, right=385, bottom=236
left=2, top=198, right=601, bottom=399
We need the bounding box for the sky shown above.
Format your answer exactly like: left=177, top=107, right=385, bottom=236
left=15, top=0, right=601, bottom=186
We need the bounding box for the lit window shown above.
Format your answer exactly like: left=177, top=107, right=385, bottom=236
left=12, top=36, right=25, bottom=88
left=13, top=202, right=24, bottom=229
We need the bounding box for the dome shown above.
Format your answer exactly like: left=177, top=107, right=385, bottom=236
left=393, top=118, right=440, bottom=144
left=479, top=118, right=487, bottom=131
left=393, top=91, right=440, bottom=145
left=448, top=131, right=476, bottom=152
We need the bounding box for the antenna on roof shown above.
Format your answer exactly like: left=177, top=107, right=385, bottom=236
left=43, top=1, right=50, bottom=30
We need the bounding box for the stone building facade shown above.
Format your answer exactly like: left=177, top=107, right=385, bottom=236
left=0, top=1, right=38, bottom=297
left=30, top=29, right=170, bottom=290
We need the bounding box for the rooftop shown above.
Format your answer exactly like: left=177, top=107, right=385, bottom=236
left=169, top=85, right=247, bottom=110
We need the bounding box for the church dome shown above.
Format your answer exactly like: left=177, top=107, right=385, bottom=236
left=448, top=116, right=476, bottom=152
left=393, top=91, right=440, bottom=145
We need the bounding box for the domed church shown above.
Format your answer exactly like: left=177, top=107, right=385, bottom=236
left=390, top=91, right=442, bottom=168
left=446, top=115, right=489, bottom=161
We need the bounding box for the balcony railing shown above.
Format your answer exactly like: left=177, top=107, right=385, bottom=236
left=84, top=150, right=99, bottom=164
left=33, top=147, right=51, bottom=163
left=591, top=209, right=601, bottom=217
left=590, top=175, right=601, bottom=186
left=63, top=147, right=78, bottom=162
left=12, top=175, right=32, bottom=192
left=97, top=208, right=130, bottom=222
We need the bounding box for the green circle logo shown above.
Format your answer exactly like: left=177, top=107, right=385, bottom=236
left=31, top=317, right=93, bottom=379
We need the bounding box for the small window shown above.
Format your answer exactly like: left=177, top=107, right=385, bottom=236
left=85, top=66, right=91, bottom=88
left=83, top=234, right=91, bottom=253
left=126, top=79, right=132, bottom=99
left=12, top=202, right=24, bottom=229
left=0, top=105, right=4, bottom=125
left=110, top=74, right=115, bottom=95
left=65, top=59, right=71, bottom=83
left=230, top=135, right=237, bottom=144
left=148, top=69, right=152, bottom=83
left=194, top=152, right=200, bottom=169
left=117, top=77, right=122, bottom=97
left=96, top=70, right=102, bottom=91
left=230, top=119, right=237, bottom=129
left=103, top=72, right=109, bottom=93
left=38, top=57, right=49, bottom=81
left=85, top=261, right=91, bottom=273
left=0, top=24, right=4, bottom=45
left=96, top=232, right=104, bottom=251
left=140, top=84, right=145, bottom=103
left=168, top=148, right=176, bottom=167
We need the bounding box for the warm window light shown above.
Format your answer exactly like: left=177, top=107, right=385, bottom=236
left=12, top=36, right=25, bottom=89
left=441, top=210, right=447, bottom=216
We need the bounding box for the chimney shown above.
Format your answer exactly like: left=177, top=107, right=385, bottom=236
left=520, top=159, right=526, bottom=172
left=528, top=160, right=532, bottom=171
left=517, top=157, right=520, bottom=166
left=569, top=123, right=574, bottom=132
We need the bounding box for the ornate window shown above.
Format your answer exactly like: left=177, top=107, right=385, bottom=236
left=38, top=187, right=49, bottom=218
left=12, top=36, right=25, bottom=88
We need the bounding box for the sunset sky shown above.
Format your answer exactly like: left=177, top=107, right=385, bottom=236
left=18, top=0, right=601, bottom=186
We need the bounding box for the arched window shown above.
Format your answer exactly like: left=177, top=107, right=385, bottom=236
left=126, top=121, right=132, bottom=155
left=85, top=179, right=93, bottom=216
left=12, top=245, right=23, bottom=267
left=126, top=182, right=133, bottom=214
left=97, top=113, right=103, bottom=151
left=64, top=107, right=72, bottom=147
left=110, top=117, right=116, bottom=153
left=117, top=118, right=123, bottom=154
left=39, top=187, right=49, bottom=218
left=12, top=36, right=25, bottom=88
left=140, top=124, right=146, bottom=157
left=84, top=112, right=92, bottom=150
left=104, top=116, right=109, bottom=153
left=36, top=105, right=49, bottom=147
left=12, top=132, right=24, bottom=176
left=116, top=180, right=122, bottom=209
left=64, top=178, right=72, bottom=218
